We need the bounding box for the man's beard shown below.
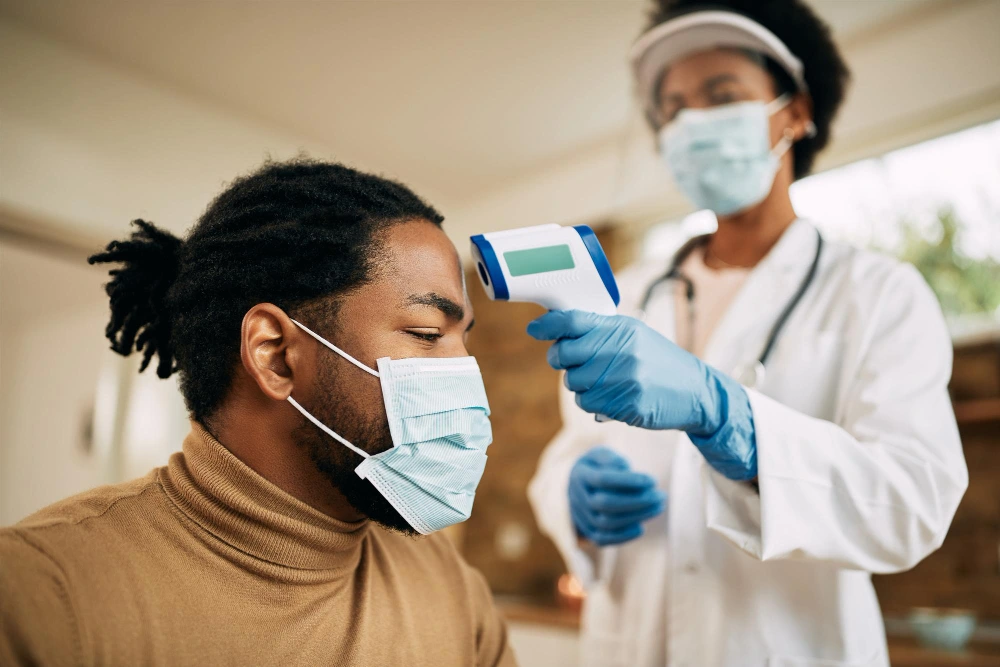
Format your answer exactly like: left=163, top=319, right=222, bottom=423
left=291, top=354, right=417, bottom=536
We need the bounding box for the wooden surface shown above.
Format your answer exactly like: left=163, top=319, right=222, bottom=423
left=953, top=397, right=1000, bottom=424
left=498, top=600, right=582, bottom=630
left=887, top=636, right=1000, bottom=666
left=950, top=341, right=1000, bottom=401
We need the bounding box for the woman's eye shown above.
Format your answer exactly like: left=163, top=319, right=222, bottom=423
left=659, top=106, right=681, bottom=125
left=709, top=91, right=739, bottom=105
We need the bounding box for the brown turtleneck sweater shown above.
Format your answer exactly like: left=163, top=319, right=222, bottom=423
left=0, top=425, right=516, bottom=667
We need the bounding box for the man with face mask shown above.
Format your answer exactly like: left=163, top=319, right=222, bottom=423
left=0, top=159, right=516, bottom=667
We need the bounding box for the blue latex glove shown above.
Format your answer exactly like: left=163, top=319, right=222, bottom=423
left=529, top=310, right=758, bottom=481
left=569, top=447, right=666, bottom=546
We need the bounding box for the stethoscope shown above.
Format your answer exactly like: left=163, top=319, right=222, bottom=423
left=637, top=228, right=824, bottom=389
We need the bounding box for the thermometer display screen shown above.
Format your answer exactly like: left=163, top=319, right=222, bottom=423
left=503, top=244, right=575, bottom=277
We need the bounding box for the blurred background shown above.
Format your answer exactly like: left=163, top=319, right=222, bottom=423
left=1, top=1, right=998, bottom=665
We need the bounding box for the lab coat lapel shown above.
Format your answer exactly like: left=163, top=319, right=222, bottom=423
left=643, top=283, right=678, bottom=343
left=701, top=219, right=818, bottom=376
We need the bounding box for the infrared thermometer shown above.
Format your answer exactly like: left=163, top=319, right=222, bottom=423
left=470, top=224, right=620, bottom=315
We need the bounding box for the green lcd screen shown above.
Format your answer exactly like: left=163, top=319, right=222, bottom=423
left=504, top=244, right=575, bottom=277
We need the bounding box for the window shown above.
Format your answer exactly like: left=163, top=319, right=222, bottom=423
left=642, top=119, right=1000, bottom=323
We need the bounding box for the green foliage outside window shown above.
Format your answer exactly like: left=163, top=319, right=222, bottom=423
left=895, top=209, right=1000, bottom=318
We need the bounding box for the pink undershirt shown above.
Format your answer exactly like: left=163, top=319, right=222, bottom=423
left=672, top=247, right=751, bottom=359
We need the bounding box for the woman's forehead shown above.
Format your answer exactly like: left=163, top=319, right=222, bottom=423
left=659, top=48, right=773, bottom=95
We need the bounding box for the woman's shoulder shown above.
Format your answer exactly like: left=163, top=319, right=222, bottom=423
left=813, top=232, right=945, bottom=341
left=818, top=234, right=931, bottom=299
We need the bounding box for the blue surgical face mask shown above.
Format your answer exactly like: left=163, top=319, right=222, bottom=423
left=660, top=95, right=793, bottom=216
left=286, top=319, right=493, bottom=535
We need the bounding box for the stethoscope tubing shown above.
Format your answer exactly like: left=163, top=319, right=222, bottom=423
left=638, top=228, right=824, bottom=370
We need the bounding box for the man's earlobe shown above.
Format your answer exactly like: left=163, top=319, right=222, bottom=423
left=240, top=304, right=300, bottom=401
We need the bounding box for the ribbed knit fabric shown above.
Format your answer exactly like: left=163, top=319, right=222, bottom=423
left=0, top=423, right=516, bottom=667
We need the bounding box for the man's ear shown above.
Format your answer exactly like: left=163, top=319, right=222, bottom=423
left=240, top=303, right=306, bottom=401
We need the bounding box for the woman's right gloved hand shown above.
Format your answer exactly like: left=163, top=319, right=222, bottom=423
left=569, top=447, right=666, bottom=547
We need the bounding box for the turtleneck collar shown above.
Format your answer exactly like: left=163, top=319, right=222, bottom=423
left=160, top=422, right=369, bottom=574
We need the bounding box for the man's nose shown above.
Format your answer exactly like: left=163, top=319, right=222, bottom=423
left=438, top=338, right=471, bottom=359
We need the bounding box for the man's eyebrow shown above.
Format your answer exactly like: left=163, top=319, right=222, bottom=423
left=405, top=292, right=465, bottom=322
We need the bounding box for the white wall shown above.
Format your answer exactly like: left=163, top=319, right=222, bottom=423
left=449, top=0, right=1000, bottom=235
left=0, top=241, right=116, bottom=524
left=0, top=19, right=331, bottom=245
left=0, top=237, right=194, bottom=525
left=0, top=20, right=350, bottom=524
left=4, top=2, right=999, bottom=254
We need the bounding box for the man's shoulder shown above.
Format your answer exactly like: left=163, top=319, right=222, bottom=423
left=2, top=469, right=166, bottom=562
left=0, top=471, right=171, bottom=665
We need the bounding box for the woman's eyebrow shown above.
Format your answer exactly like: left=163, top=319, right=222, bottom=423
left=703, top=73, right=740, bottom=91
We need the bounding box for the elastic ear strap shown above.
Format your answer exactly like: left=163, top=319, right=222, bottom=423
left=766, top=93, right=793, bottom=114
left=770, top=93, right=817, bottom=141
left=287, top=396, right=370, bottom=459
left=290, top=319, right=379, bottom=377
left=772, top=128, right=795, bottom=159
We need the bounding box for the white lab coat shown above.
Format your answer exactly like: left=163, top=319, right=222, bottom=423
left=528, top=220, right=968, bottom=667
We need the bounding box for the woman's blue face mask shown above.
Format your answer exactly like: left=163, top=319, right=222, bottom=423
left=659, top=95, right=793, bottom=216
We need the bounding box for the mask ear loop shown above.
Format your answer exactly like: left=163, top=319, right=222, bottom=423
left=766, top=93, right=793, bottom=114
left=285, top=318, right=378, bottom=459
left=287, top=396, right=371, bottom=459
left=770, top=91, right=818, bottom=144
left=290, top=319, right=379, bottom=377
left=772, top=127, right=796, bottom=159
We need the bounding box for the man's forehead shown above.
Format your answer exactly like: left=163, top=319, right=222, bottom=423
left=381, top=221, right=467, bottom=302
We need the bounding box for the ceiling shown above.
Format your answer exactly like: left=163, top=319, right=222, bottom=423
left=0, top=0, right=942, bottom=205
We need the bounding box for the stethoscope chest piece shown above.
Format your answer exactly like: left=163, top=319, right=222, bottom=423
left=733, top=360, right=766, bottom=390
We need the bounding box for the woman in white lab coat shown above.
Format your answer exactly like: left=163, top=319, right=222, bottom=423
left=527, top=1, right=968, bottom=666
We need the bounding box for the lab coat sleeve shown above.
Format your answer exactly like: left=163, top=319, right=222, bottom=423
left=528, top=381, right=607, bottom=588
left=703, top=263, right=968, bottom=573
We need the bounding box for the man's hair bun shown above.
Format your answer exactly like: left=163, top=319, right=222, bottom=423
left=89, top=219, right=183, bottom=379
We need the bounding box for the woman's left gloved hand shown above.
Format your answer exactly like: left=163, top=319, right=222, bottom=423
left=528, top=310, right=758, bottom=481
